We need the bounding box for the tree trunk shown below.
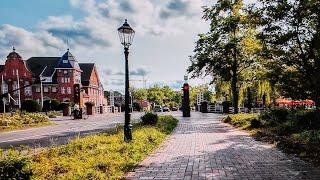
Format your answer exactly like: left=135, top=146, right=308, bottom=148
left=231, top=73, right=239, bottom=114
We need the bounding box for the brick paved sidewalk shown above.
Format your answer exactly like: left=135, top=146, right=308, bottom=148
left=125, top=113, right=320, bottom=180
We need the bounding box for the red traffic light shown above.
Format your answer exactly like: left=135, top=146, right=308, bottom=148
left=182, top=84, right=189, bottom=91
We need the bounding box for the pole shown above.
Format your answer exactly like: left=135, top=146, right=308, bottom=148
left=124, top=47, right=132, bottom=142
left=1, top=75, right=5, bottom=113
left=16, top=69, right=21, bottom=109
left=40, top=75, right=44, bottom=109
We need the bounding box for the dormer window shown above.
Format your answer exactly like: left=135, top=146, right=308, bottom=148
left=63, top=60, right=68, bottom=63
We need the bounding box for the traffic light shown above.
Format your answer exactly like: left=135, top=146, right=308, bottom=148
left=74, top=84, right=81, bottom=104
left=73, top=84, right=82, bottom=119
left=182, top=83, right=190, bottom=117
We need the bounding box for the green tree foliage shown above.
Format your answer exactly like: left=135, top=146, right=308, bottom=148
left=188, top=0, right=261, bottom=113
left=131, top=86, right=182, bottom=107
left=189, top=85, right=214, bottom=106
left=258, top=0, right=320, bottom=107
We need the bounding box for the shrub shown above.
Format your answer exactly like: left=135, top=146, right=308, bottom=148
left=50, top=99, right=61, bottom=111
left=141, top=112, right=158, bottom=125
left=21, top=100, right=41, bottom=112
left=250, top=118, right=262, bottom=128
left=292, top=130, right=320, bottom=143
left=260, top=108, right=290, bottom=127
left=0, top=150, right=32, bottom=179
left=132, top=102, right=142, bottom=111
left=295, top=110, right=320, bottom=130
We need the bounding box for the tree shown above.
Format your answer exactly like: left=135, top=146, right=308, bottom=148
left=188, top=0, right=259, bottom=113
left=258, top=0, right=320, bottom=108
left=132, top=88, right=148, bottom=101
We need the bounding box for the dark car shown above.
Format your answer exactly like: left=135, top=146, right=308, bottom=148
left=162, top=106, right=170, bottom=112
left=171, top=107, right=178, bottom=111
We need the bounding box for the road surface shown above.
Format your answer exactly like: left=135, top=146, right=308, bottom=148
left=0, top=112, right=145, bottom=148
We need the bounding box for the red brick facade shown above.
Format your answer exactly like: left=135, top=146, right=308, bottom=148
left=0, top=49, right=106, bottom=109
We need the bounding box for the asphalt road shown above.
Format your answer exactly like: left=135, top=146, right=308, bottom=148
left=0, top=112, right=145, bottom=149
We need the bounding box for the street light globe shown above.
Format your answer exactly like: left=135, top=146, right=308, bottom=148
left=118, top=19, right=135, bottom=47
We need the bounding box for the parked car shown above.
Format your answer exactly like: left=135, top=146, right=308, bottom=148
left=163, top=106, right=170, bottom=112
left=171, top=107, right=178, bottom=111
left=153, top=105, right=162, bottom=112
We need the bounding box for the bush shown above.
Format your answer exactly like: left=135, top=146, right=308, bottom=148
left=132, top=102, right=142, bottom=111
left=295, top=110, right=320, bottom=130
left=141, top=112, right=158, bottom=125
left=292, top=130, right=320, bottom=143
left=260, top=108, right=290, bottom=127
left=21, top=100, right=41, bottom=112
left=250, top=118, right=262, bottom=128
left=223, top=113, right=259, bottom=129
left=50, top=99, right=60, bottom=111
left=0, top=113, right=50, bottom=131
left=0, top=150, right=32, bottom=179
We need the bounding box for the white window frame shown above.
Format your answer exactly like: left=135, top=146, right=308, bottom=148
left=52, top=86, right=57, bottom=93
left=43, top=86, right=49, bottom=93
left=61, top=87, right=65, bottom=94
left=67, top=87, right=71, bottom=94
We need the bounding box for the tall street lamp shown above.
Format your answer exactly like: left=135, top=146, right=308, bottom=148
left=118, top=19, right=135, bottom=142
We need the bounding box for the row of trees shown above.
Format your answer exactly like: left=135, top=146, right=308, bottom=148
left=188, top=0, right=320, bottom=113
left=131, top=85, right=215, bottom=108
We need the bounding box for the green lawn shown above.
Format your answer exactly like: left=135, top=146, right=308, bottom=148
left=0, top=115, right=178, bottom=179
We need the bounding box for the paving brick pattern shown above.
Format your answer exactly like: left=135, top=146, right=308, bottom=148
left=125, top=113, right=320, bottom=180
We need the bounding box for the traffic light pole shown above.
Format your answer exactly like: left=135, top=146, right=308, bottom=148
left=182, top=83, right=190, bottom=117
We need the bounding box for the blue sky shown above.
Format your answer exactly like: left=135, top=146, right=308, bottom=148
left=0, top=0, right=214, bottom=92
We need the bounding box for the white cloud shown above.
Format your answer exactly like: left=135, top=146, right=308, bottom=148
left=0, top=24, right=64, bottom=58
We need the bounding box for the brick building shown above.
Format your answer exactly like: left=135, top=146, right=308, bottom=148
left=0, top=48, right=105, bottom=110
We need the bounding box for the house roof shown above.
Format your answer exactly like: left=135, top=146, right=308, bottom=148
left=26, top=57, right=60, bottom=77
left=79, top=63, right=95, bottom=86
left=56, top=50, right=80, bottom=69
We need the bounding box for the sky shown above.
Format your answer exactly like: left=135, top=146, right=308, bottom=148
left=0, top=0, right=215, bottom=92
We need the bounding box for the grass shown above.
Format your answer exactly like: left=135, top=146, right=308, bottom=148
left=0, top=115, right=178, bottom=179
left=0, top=112, right=53, bottom=132
left=223, top=110, right=320, bottom=166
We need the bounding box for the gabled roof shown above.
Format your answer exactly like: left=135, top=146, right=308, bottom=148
left=56, top=50, right=80, bottom=69
left=26, top=57, right=60, bottom=77
left=79, top=63, right=95, bottom=86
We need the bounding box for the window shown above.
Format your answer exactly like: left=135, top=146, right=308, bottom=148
left=67, top=87, right=71, bottom=94
left=52, top=86, right=57, bottom=93
left=36, top=86, right=40, bottom=93
left=61, top=78, right=64, bottom=83
left=13, top=81, right=19, bottom=95
left=12, top=69, right=15, bottom=76
left=61, top=87, right=65, bottom=94
left=24, top=81, right=32, bottom=96
left=2, top=81, right=8, bottom=93
left=63, top=60, right=68, bottom=63
left=63, top=70, right=68, bottom=74
left=43, top=86, right=49, bottom=93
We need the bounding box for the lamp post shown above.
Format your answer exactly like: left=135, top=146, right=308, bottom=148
left=118, top=19, right=135, bottom=142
